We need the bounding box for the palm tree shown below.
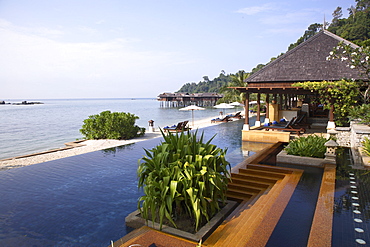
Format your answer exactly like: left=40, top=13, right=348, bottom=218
left=218, top=70, right=249, bottom=103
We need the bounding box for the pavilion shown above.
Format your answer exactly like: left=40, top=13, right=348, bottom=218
left=233, top=30, right=367, bottom=142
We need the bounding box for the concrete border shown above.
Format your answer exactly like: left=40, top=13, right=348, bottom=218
left=277, top=150, right=330, bottom=167
left=307, top=164, right=336, bottom=247
left=125, top=200, right=238, bottom=242
left=358, top=147, right=370, bottom=167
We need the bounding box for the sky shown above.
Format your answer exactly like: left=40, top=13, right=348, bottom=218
left=0, top=0, right=356, bottom=99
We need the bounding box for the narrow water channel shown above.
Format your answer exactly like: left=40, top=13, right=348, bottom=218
left=265, top=164, right=323, bottom=247
left=333, top=147, right=370, bottom=246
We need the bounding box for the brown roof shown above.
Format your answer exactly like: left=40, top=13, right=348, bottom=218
left=246, top=30, right=365, bottom=84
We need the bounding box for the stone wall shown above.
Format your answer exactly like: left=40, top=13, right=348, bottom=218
left=350, top=122, right=370, bottom=148
left=333, top=127, right=351, bottom=147
left=331, top=122, right=370, bottom=148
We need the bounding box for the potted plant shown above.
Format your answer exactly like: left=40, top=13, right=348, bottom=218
left=137, top=129, right=231, bottom=232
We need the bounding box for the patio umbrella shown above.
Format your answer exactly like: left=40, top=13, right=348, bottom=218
left=230, top=102, right=245, bottom=107
left=179, top=105, right=205, bottom=127
left=214, top=103, right=235, bottom=117
left=249, top=100, right=265, bottom=105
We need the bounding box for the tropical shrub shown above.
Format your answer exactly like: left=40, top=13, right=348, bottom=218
left=326, top=42, right=370, bottom=104
left=348, top=104, right=370, bottom=126
left=363, top=137, right=370, bottom=156
left=293, top=80, right=359, bottom=126
left=137, top=130, right=230, bottom=231
left=285, top=134, right=328, bottom=158
left=80, top=110, right=145, bottom=140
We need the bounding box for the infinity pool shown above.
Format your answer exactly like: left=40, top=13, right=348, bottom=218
left=0, top=120, right=248, bottom=247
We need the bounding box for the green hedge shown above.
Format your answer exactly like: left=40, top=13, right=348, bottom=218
left=80, top=110, right=145, bottom=140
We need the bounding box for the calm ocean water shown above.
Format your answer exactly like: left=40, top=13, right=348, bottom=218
left=0, top=115, right=249, bottom=246
left=0, top=98, right=241, bottom=160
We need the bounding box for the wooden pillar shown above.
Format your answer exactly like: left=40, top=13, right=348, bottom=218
left=265, top=94, right=270, bottom=124
left=279, top=94, right=283, bottom=110
left=327, top=98, right=336, bottom=129
left=284, top=94, right=288, bottom=110
left=243, top=93, right=250, bottom=131
left=255, top=93, right=261, bottom=127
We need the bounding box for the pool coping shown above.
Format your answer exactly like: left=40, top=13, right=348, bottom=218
left=125, top=200, right=238, bottom=242
left=277, top=149, right=332, bottom=167
left=307, top=163, right=336, bottom=247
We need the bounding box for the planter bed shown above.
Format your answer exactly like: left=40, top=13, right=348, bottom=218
left=277, top=150, right=331, bottom=167
left=125, top=200, right=238, bottom=242
left=358, top=147, right=370, bottom=167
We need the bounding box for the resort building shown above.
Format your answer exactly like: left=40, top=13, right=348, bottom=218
left=157, top=92, right=223, bottom=107
left=233, top=30, right=367, bottom=142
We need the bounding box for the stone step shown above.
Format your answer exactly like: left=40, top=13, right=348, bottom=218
left=231, top=173, right=278, bottom=184
left=226, top=190, right=254, bottom=201
left=246, top=164, right=293, bottom=174
left=239, top=168, right=286, bottom=180
left=228, top=177, right=271, bottom=189
left=227, top=183, right=263, bottom=194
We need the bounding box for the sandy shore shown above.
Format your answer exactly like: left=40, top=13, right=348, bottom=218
left=0, top=111, right=244, bottom=171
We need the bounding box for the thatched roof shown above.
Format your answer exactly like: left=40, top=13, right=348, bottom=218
left=246, top=30, right=365, bottom=84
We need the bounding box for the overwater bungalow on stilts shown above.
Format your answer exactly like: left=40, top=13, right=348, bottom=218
left=157, top=92, right=223, bottom=107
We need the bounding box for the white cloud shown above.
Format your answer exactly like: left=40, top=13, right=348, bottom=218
left=261, top=11, right=314, bottom=25
left=236, top=3, right=275, bottom=15
left=0, top=19, right=195, bottom=98
left=265, top=27, right=305, bottom=34
left=95, top=19, right=105, bottom=25
left=77, top=26, right=98, bottom=35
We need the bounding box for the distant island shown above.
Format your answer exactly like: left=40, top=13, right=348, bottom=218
left=0, top=100, right=43, bottom=105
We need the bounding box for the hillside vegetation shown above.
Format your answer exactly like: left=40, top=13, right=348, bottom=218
left=176, top=0, right=370, bottom=95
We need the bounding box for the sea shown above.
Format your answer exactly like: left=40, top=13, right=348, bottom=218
left=0, top=98, right=252, bottom=246
left=0, top=98, right=242, bottom=160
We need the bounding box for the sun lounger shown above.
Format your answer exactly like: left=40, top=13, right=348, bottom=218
left=228, top=112, right=242, bottom=119
left=293, top=113, right=311, bottom=129
left=211, top=116, right=232, bottom=123
left=264, top=117, right=305, bottom=135
left=163, top=121, right=191, bottom=132
left=271, top=117, right=297, bottom=127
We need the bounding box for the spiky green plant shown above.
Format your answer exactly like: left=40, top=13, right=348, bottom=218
left=285, top=134, right=328, bottom=158
left=137, top=129, right=230, bottom=231
left=363, top=137, right=370, bottom=156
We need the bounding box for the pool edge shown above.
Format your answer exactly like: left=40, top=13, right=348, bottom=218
left=307, top=163, right=336, bottom=247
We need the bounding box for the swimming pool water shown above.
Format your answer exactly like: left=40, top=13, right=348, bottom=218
left=266, top=164, right=323, bottom=247
left=0, top=120, right=249, bottom=246
left=332, top=148, right=370, bottom=246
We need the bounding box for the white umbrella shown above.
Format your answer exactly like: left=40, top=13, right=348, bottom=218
left=214, top=103, right=234, bottom=117
left=249, top=100, right=265, bottom=105
left=179, top=105, right=205, bottom=127
left=230, top=102, right=245, bottom=107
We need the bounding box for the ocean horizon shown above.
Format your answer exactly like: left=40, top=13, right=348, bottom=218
left=0, top=98, right=244, bottom=160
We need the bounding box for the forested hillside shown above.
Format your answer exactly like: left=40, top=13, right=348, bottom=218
left=176, top=0, right=370, bottom=95
left=176, top=73, right=231, bottom=93
left=328, top=0, right=370, bottom=46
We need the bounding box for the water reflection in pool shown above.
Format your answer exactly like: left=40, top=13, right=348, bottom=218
left=0, top=120, right=251, bottom=246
